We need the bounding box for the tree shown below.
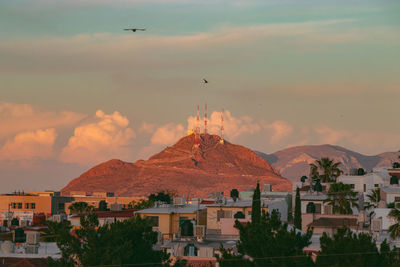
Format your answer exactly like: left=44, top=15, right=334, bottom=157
left=294, top=187, right=302, bottom=230
left=300, top=176, right=308, bottom=187
left=234, top=211, right=245, bottom=219
left=128, top=199, right=154, bottom=210
left=251, top=183, right=261, bottom=224
left=357, top=168, right=365, bottom=176
left=309, top=158, right=343, bottom=183
left=149, top=191, right=172, bottom=204
left=98, top=200, right=107, bottom=211
left=219, top=210, right=314, bottom=267
left=230, top=189, right=239, bottom=202
left=380, top=239, right=400, bottom=266
left=324, top=182, right=359, bottom=214
left=313, top=179, right=322, bottom=194
left=48, top=212, right=170, bottom=266
left=365, top=188, right=381, bottom=223
left=392, top=162, right=400, bottom=169
left=366, top=188, right=381, bottom=207
left=316, top=228, right=382, bottom=267
left=390, top=175, right=399, bottom=185
left=68, top=202, right=94, bottom=215
left=388, top=206, right=400, bottom=240
left=11, top=218, right=19, bottom=226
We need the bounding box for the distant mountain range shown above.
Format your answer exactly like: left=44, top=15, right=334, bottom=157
left=256, top=144, right=399, bottom=182
left=62, top=134, right=292, bottom=197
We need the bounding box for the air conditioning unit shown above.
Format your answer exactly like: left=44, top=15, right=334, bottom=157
left=371, top=218, right=382, bottom=232
left=25, top=244, right=39, bottom=254
left=26, top=231, right=40, bottom=245
left=173, top=198, right=185, bottom=206
left=20, top=220, right=29, bottom=227
left=194, top=225, right=205, bottom=238
left=110, top=203, right=122, bottom=211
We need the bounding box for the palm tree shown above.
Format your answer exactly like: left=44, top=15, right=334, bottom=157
left=324, top=182, right=359, bottom=214
left=365, top=188, right=381, bottom=225
left=310, top=158, right=343, bottom=183
left=365, top=188, right=381, bottom=209
left=388, top=207, right=400, bottom=240
left=68, top=202, right=94, bottom=215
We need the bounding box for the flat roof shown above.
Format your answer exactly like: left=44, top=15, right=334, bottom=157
left=301, top=194, right=328, bottom=201
left=135, top=205, right=204, bottom=214
left=381, top=186, right=400, bottom=194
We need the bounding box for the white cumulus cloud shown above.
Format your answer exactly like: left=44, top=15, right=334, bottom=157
left=0, top=128, right=57, bottom=161
left=151, top=123, right=185, bottom=145
left=60, top=110, right=135, bottom=165
left=0, top=102, right=86, bottom=140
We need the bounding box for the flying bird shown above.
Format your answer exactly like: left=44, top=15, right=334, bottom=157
left=203, top=79, right=209, bottom=84
left=124, top=28, right=146, bottom=32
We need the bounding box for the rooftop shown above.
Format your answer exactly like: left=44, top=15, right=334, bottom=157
left=301, top=194, right=329, bottom=201
left=381, top=186, right=400, bottom=194
left=309, top=217, right=358, bottom=228
left=135, top=204, right=204, bottom=214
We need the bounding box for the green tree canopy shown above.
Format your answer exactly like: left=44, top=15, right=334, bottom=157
left=316, top=228, right=382, bottom=267
left=68, top=202, right=94, bottom=215
left=48, top=213, right=169, bottom=266
left=310, top=158, right=343, bottom=183
left=230, top=189, right=239, bottom=201
left=219, top=210, right=314, bottom=267
left=388, top=207, right=400, bottom=240
left=251, top=183, right=261, bottom=224
left=294, top=187, right=302, bottom=230
left=324, top=182, right=359, bottom=214
left=149, top=191, right=172, bottom=204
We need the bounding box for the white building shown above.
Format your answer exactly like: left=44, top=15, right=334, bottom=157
left=337, top=170, right=389, bottom=198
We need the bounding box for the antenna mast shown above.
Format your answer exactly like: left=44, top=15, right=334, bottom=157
left=220, top=108, right=224, bottom=144
left=204, top=103, right=208, bottom=135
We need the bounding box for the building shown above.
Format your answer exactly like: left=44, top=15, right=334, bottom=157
left=302, top=214, right=362, bottom=236
left=63, top=191, right=141, bottom=213
left=0, top=192, right=73, bottom=225
left=337, top=172, right=388, bottom=197
left=205, top=199, right=287, bottom=237
left=69, top=209, right=137, bottom=227
left=135, top=200, right=206, bottom=242
left=380, top=186, right=400, bottom=204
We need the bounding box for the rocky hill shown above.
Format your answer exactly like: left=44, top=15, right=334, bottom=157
left=256, top=144, right=398, bottom=182
left=62, top=134, right=292, bottom=197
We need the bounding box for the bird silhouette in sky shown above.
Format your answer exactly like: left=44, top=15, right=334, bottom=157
left=203, top=79, right=209, bottom=84
left=124, top=28, right=146, bottom=32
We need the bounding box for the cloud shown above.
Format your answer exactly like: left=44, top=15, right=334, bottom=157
left=139, top=122, right=156, bottom=134
left=0, top=102, right=86, bottom=140
left=151, top=123, right=185, bottom=145
left=264, top=120, right=293, bottom=143
left=0, top=128, right=57, bottom=161
left=0, top=19, right=372, bottom=75
left=60, top=110, right=135, bottom=165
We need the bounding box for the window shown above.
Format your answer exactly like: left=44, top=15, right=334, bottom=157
left=18, top=203, right=22, bottom=209
left=31, top=203, right=36, bottom=209
left=25, top=203, right=29, bottom=209
left=58, top=203, right=65, bottom=211
left=184, top=244, right=198, bottom=256
left=147, top=216, right=159, bottom=227
left=363, top=184, right=366, bottom=192
left=350, top=184, right=355, bottom=189
left=12, top=203, right=16, bottom=209
left=217, top=210, right=232, bottom=221
left=315, top=204, right=322, bottom=214
left=395, top=197, right=400, bottom=202
left=374, top=184, right=379, bottom=188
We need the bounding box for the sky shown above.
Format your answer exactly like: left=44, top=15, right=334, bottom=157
left=0, top=0, right=399, bottom=193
